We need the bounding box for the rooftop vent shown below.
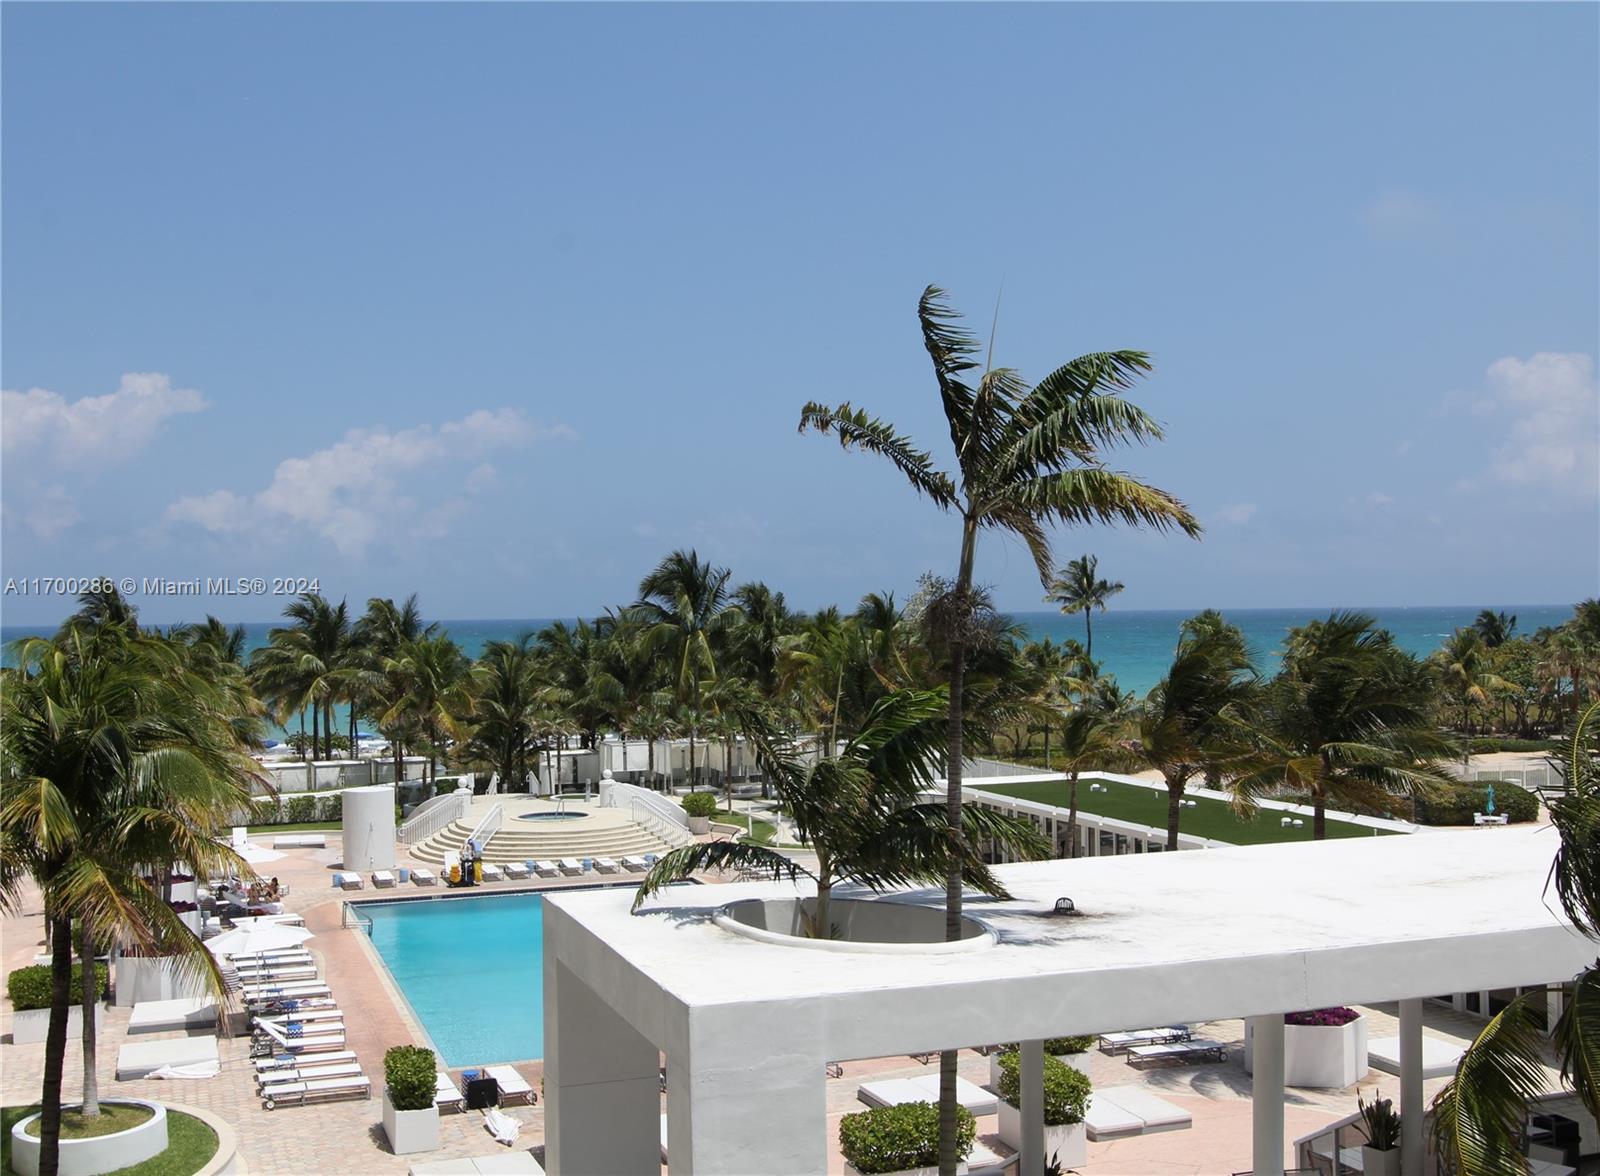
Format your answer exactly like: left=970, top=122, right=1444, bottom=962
left=1052, top=897, right=1076, bottom=916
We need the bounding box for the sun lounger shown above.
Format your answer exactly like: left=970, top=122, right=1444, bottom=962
left=557, top=858, right=583, bottom=876
left=594, top=857, right=620, bottom=874
left=533, top=860, right=559, bottom=877
left=255, top=1049, right=358, bottom=1073
left=254, top=1007, right=344, bottom=1029
left=333, top=871, right=364, bottom=889
left=1098, top=1025, right=1190, bottom=1054
left=1368, top=1035, right=1467, bottom=1079
left=254, top=1019, right=346, bottom=1053
left=1085, top=1085, right=1192, bottom=1139
left=242, top=982, right=331, bottom=1003
left=436, top=1071, right=465, bottom=1113
left=259, top=1061, right=365, bottom=1090
left=373, top=870, right=397, bottom=887
left=261, top=1073, right=371, bottom=1109
left=481, top=862, right=505, bottom=882
left=858, top=1075, right=997, bottom=1117
left=503, top=861, right=530, bottom=879
left=230, top=950, right=314, bottom=968
left=229, top=913, right=307, bottom=928
left=484, top=1065, right=535, bottom=1106
left=1127, top=1038, right=1228, bottom=1067
left=233, top=965, right=318, bottom=984
left=621, top=856, right=649, bottom=873
left=127, top=998, right=217, bottom=1035
left=116, top=1034, right=220, bottom=1081
left=411, top=867, right=438, bottom=886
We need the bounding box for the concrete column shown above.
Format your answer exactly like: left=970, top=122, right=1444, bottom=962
left=1020, top=1039, right=1045, bottom=1176
left=1249, top=1015, right=1285, bottom=1176
left=544, top=958, right=660, bottom=1176
left=1399, top=998, right=1424, bottom=1176
left=666, top=1026, right=825, bottom=1175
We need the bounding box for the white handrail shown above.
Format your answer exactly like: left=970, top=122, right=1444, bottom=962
left=465, top=803, right=503, bottom=853
left=398, top=791, right=470, bottom=844
left=605, top=779, right=689, bottom=831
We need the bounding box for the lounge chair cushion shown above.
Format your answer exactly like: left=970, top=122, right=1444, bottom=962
left=116, top=1035, right=220, bottom=1080
left=127, top=998, right=218, bottom=1035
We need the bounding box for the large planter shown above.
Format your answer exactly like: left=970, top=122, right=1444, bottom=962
left=10, top=1100, right=167, bottom=1176
left=687, top=816, right=711, bottom=835
left=381, top=1090, right=439, bottom=1156
left=716, top=898, right=994, bottom=954
left=1246, top=1015, right=1368, bottom=1088
left=996, top=1102, right=1087, bottom=1169
left=11, top=1004, right=83, bottom=1046
left=1362, top=1145, right=1401, bottom=1176
left=989, top=1051, right=1088, bottom=1089
left=844, top=1165, right=967, bottom=1176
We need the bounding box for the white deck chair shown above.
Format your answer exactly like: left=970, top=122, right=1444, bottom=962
left=533, top=860, right=559, bottom=877
left=411, top=867, right=437, bottom=886
left=594, top=857, right=620, bottom=874
left=255, top=1049, right=357, bottom=1072
left=621, top=856, right=649, bottom=873
left=334, top=871, right=364, bottom=890
left=504, top=861, right=530, bottom=879
left=254, top=1019, right=345, bottom=1053
left=485, top=1064, right=535, bottom=1106
left=242, top=982, right=331, bottom=1003
left=254, top=1007, right=343, bottom=1029
left=435, top=1071, right=465, bottom=1113
left=557, top=858, right=584, bottom=876
left=258, top=1062, right=364, bottom=1090
left=261, top=1074, right=370, bottom=1109
left=372, top=870, right=396, bottom=888
left=481, top=862, right=504, bottom=882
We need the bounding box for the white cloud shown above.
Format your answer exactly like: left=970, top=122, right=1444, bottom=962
left=165, top=409, right=574, bottom=556
left=1482, top=352, right=1598, bottom=496
left=464, top=463, right=499, bottom=494
left=1363, top=188, right=1440, bottom=237
left=1216, top=503, right=1257, bottom=525
left=2, top=373, right=206, bottom=466
left=1367, top=491, right=1393, bottom=507
left=8, top=485, right=84, bottom=540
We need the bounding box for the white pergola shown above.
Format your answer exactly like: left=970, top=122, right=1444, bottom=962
left=542, top=825, right=1585, bottom=1176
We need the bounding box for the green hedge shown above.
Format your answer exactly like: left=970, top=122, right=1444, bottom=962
left=384, top=1045, right=436, bottom=1111
left=1414, top=779, right=1539, bottom=826
left=680, top=792, right=721, bottom=819
left=1467, top=737, right=1564, bottom=754
left=839, top=1101, right=974, bottom=1174
left=251, top=793, right=344, bottom=825
left=7, top=963, right=109, bottom=1012
left=997, top=1035, right=1094, bottom=1057
left=997, top=1051, right=1092, bottom=1126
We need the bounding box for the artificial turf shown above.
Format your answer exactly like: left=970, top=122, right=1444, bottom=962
left=975, top=776, right=1394, bottom=846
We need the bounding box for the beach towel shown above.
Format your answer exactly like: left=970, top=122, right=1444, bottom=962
left=484, top=1106, right=521, bottom=1146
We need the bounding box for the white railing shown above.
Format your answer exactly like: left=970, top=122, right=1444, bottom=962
left=604, top=779, right=690, bottom=831
left=342, top=903, right=373, bottom=934
left=961, top=757, right=1055, bottom=779
left=630, top=800, right=693, bottom=848
left=398, top=791, right=471, bottom=845
left=465, top=803, right=503, bottom=853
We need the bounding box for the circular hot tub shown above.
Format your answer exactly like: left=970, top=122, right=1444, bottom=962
left=714, top=897, right=996, bottom=954
left=515, top=812, right=585, bottom=822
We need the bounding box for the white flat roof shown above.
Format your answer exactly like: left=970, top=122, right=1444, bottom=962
left=544, top=824, right=1587, bottom=1059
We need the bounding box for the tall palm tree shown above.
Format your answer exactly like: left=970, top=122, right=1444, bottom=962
left=1229, top=612, right=1458, bottom=838
left=355, top=596, right=436, bottom=783
left=801, top=287, right=1198, bottom=1172
left=1130, top=618, right=1256, bottom=849
left=632, top=689, right=1048, bottom=936
left=731, top=582, right=798, bottom=703
left=1430, top=703, right=1600, bottom=1174
left=251, top=594, right=350, bottom=761
left=1044, top=554, right=1124, bottom=660
left=590, top=613, right=666, bottom=775
left=1473, top=609, right=1518, bottom=649
left=1055, top=673, right=1133, bottom=856
left=467, top=636, right=541, bottom=793
left=636, top=551, right=741, bottom=791
left=1433, top=628, right=1507, bottom=738
left=383, top=634, right=469, bottom=787
left=1, top=629, right=258, bottom=1176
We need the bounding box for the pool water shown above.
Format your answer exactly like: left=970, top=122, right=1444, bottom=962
left=364, top=893, right=545, bottom=1066
left=515, top=812, right=584, bottom=822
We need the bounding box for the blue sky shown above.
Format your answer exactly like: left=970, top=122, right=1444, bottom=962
left=4, top=3, right=1596, bottom=626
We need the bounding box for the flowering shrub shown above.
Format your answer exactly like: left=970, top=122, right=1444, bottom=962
left=1285, top=1007, right=1360, bottom=1027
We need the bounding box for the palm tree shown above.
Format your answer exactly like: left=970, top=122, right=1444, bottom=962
left=355, top=596, right=436, bottom=784
left=590, top=614, right=665, bottom=775
left=467, top=636, right=541, bottom=793
left=801, top=288, right=1198, bottom=1172
left=251, top=594, right=350, bottom=761
left=1054, top=674, right=1133, bottom=856
left=636, top=551, right=741, bottom=791
left=383, top=634, right=469, bottom=787
left=1, top=629, right=258, bottom=1176
left=1130, top=618, right=1256, bottom=849
left=1044, top=554, right=1124, bottom=660
left=1229, top=612, right=1458, bottom=838
left=1429, top=703, right=1600, bottom=1174
left=1433, top=628, right=1507, bottom=738
left=1473, top=609, right=1518, bottom=649
left=632, top=689, right=1049, bottom=937
left=731, top=582, right=798, bottom=703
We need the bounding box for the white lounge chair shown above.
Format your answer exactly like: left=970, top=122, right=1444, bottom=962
left=557, top=858, right=583, bottom=876
left=254, top=1019, right=346, bottom=1054
left=230, top=950, right=314, bottom=969
left=533, top=860, right=559, bottom=878
left=435, top=1071, right=465, bottom=1113
left=504, top=861, right=530, bottom=879
left=1097, top=1025, right=1190, bottom=1054
left=333, top=871, right=364, bottom=890
left=481, top=862, right=505, bottom=882
left=255, top=1049, right=357, bottom=1073
left=1084, top=1091, right=1146, bottom=1140
left=258, top=1062, right=364, bottom=1091
left=1127, top=1038, right=1228, bottom=1067
left=373, top=870, right=397, bottom=888
left=1085, top=1085, right=1193, bottom=1139
left=858, top=1075, right=997, bottom=1117
left=411, top=867, right=437, bottom=886
left=233, top=964, right=317, bottom=983
left=593, top=857, right=620, bottom=874
left=254, top=1009, right=344, bottom=1031
left=621, top=856, right=649, bottom=873
left=261, top=1074, right=370, bottom=1109
left=484, top=1064, right=535, bottom=1107
left=242, top=982, right=331, bottom=1003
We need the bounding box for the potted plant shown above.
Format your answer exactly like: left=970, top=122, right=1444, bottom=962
left=988, top=1036, right=1094, bottom=1087
left=839, top=1101, right=975, bottom=1176
left=1246, top=1006, right=1368, bottom=1088
left=6, top=963, right=105, bottom=1045
left=995, top=1051, right=1091, bottom=1168
left=382, top=1045, right=439, bottom=1155
left=681, top=791, right=719, bottom=835
left=1357, top=1088, right=1401, bottom=1176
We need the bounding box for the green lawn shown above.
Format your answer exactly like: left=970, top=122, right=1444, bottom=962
left=246, top=821, right=341, bottom=834
left=976, top=777, right=1395, bottom=845
left=2, top=1106, right=218, bottom=1176
left=712, top=811, right=778, bottom=845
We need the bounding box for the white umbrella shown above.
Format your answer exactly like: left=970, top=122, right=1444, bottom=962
left=205, top=923, right=313, bottom=957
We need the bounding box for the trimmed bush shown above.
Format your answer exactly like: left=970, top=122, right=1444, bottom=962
left=285, top=795, right=317, bottom=824
left=997, top=1035, right=1095, bottom=1056
left=680, top=792, right=720, bottom=819
left=1414, top=779, right=1538, bottom=826
left=839, top=1101, right=974, bottom=1174
left=7, top=963, right=109, bottom=1012
left=997, top=1051, right=1092, bottom=1126
left=320, top=793, right=343, bottom=822
left=1467, top=737, right=1563, bottom=754
left=384, top=1044, right=437, bottom=1111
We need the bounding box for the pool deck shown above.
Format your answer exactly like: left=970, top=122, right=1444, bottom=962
left=1, top=825, right=1567, bottom=1174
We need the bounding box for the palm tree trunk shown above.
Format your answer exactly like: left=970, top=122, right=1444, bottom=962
left=310, top=705, right=319, bottom=764
left=78, top=927, right=100, bottom=1116
left=1042, top=726, right=1051, bottom=770
left=1313, top=794, right=1327, bottom=840
left=688, top=729, right=696, bottom=792
left=1085, top=610, right=1093, bottom=660
left=1066, top=769, right=1081, bottom=858
left=39, top=912, right=74, bottom=1176
left=1166, top=778, right=1183, bottom=851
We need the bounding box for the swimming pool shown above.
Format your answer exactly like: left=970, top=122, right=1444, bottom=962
left=363, top=892, right=546, bottom=1066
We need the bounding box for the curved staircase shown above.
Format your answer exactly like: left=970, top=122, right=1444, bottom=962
left=411, top=811, right=679, bottom=867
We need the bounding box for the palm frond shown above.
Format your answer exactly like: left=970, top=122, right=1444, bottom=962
left=1430, top=992, right=1554, bottom=1175
left=798, top=402, right=958, bottom=508
left=632, top=842, right=812, bottom=910
left=1554, top=965, right=1600, bottom=1119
